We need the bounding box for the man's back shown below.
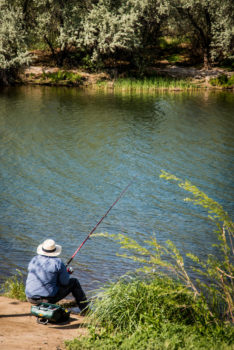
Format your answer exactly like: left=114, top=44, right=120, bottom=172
left=25, top=255, right=69, bottom=298
left=25, top=239, right=88, bottom=313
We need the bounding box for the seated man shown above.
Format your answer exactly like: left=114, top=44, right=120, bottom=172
left=25, top=238, right=89, bottom=314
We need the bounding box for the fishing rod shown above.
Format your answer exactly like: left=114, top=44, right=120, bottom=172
left=66, top=179, right=135, bottom=267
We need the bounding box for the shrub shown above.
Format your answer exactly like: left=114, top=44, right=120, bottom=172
left=96, top=171, right=233, bottom=323
left=41, top=70, right=83, bottom=85
left=66, top=275, right=233, bottom=350
left=66, top=172, right=233, bottom=350
left=1, top=269, right=26, bottom=301
left=210, top=74, right=234, bottom=87
left=89, top=276, right=213, bottom=331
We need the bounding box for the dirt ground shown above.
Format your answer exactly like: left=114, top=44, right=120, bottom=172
left=0, top=296, right=88, bottom=350
left=21, top=66, right=108, bottom=86
left=20, top=64, right=234, bottom=90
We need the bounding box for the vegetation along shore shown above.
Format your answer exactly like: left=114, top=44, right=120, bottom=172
left=0, top=1, right=233, bottom=89
left=2, top=173, right=233, bottom=349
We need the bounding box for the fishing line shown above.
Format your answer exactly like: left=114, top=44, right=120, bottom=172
left=66, top=178, right=135, bottom=266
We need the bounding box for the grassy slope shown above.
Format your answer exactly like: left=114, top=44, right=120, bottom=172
left=65, top=276, right=233, bottom=350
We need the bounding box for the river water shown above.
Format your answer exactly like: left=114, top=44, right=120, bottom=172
left=0, top=86, right=233, bottom=293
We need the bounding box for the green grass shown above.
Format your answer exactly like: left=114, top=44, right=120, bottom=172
left=167, top=53, right=184, bottom=63
left=41, top=70, right=83, bottom=85
left=1, top=269, right=26, bottom=301
left=158, top=36, right=190, bottom=50
left=210, top=74, right=234, bottom=88
left=97, top=77, right=195, bottom=91
left=65, top=275, right=233, bottom=350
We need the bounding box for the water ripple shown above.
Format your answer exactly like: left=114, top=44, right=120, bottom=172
left=0, top=87, right=233, bottom=290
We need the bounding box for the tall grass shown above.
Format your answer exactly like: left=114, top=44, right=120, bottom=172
left=97, top=77, right=196, bottom=91
left=1, top=269, right=26, bottom=301
left=89, top=276, right=213, bottom=331
left=66, top=276, right=233, bottom=350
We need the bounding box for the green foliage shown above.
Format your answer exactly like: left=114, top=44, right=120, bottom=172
left=66, top=173, right=233, bottom=349
left=65, top=276, right=233, bottom=350
left=41, top=70, right=83, bottom=85
left=210, top=74, right=234, bottom=88
left=167, top=53, right=183, bottom=63
left=95, top=172, right=233, bottom=322
left=96, top=232, right=201, bottom=297
left=80, top=54, right=100, bottom=72
left=1, top=269, right=26, bottom=301
left=90, top=276, right=213, bottom=331
left=31, top=0, right=85, bottom=65
left=158, top=37, right=190, bottom=50
left=78, top=0, right=141, bottom=62
left=66, top=325, right=233, bottom=350
left=78, top=0, right=170, bottom=64
left=169, top=0, right=234, bottom=67
left=98, top=77, right=194, bottom=90
left=159, top=171, right=234, bottom=322
left=0, top=0, right=30, bottom=84
left=159, top=171, right=233, bottom=238
left=0, top=0, right=233, bottom=82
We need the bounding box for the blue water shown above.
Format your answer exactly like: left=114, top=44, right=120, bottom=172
left=0, top=86, right=233, bottom=293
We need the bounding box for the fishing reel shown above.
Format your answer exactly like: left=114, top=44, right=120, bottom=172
left=67, top=266, right=74, bottom=274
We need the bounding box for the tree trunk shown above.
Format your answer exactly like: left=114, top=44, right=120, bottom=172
left=203, top=47, right=211, bottom=70
left=185, top=9, right=212, bottom=69
left=0, top=70, right=10, bottom=86
left=43, top=35, right=56, bottom=60
left=56, top=49, right=66, bottom=67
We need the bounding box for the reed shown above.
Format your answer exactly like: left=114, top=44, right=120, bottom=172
left=97, top=77, right=196, bottom=91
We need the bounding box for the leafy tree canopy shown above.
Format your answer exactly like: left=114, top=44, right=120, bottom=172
left=0, top=0, right=233, bottom=83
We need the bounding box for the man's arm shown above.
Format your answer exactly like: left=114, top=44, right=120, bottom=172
left=58, top=261, right=70, bottom=286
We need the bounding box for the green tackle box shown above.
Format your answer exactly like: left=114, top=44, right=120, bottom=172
left=31, top=302, right=70, bottom=324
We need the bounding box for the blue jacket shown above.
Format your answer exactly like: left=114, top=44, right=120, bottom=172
left=25, top=255, right=70, bottom=298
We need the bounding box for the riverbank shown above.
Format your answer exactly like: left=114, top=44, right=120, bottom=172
left=19, top=65, right=234, bottom=90
left=0, top=296, right=87, bottom=350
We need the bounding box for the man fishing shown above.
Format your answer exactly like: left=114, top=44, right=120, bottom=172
left=25, top=238, right=89, bottom=314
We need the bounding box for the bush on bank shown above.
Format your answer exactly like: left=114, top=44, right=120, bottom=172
left=66, top=172, right=233, bottom=349
left=65, top=276, right=233, bottom=350
left=210, top=74, right=234, bottom=88
left=40, top=71, right=83, bottom=86
left=1, top=269, right=26, bottom=301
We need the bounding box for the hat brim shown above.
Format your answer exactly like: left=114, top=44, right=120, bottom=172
left=37, top=244, right=62, bottom=257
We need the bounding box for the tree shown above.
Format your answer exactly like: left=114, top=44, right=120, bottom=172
left=171, top=0, right=234, bottom=68
left=78, top=0, right=169, bottom=72
left=0, top=0, right=30, bottom=85
left=78, top=0, right=141, bottom=62
left=31, top=0, right=89, bottom=66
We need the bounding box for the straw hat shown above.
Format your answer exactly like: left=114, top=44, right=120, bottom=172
left=37, top=239, right=62, bottom=257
